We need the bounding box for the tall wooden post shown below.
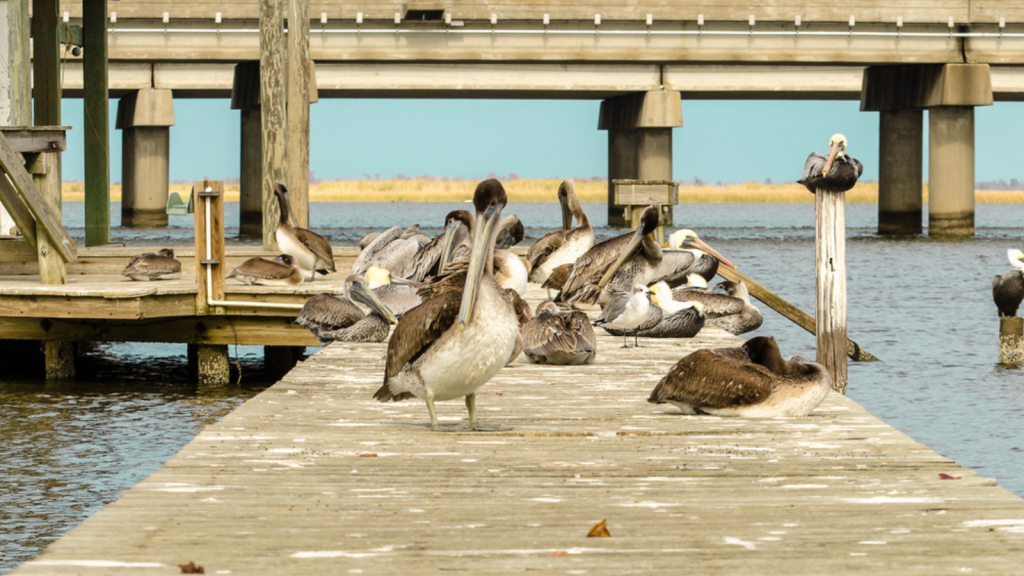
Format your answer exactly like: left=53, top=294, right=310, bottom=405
left=260, top=0, right=287, bottom=250
left=31, top=0, right=59, bottom=127
left=194, top=180, right=226, bottom=317
left=9, top=0, right=31, bottom=125
left=999, top=317, right=1024, bottom=366
left=815, top=189, right=847, bottom=393
left=286, top=0, right=310, bottom=228
left=83, top=0, right=110, bottom=245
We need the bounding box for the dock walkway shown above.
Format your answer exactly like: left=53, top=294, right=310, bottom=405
left=13, top=286, right=1024, bottom=574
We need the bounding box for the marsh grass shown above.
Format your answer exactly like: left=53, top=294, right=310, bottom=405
left=60, top=179, right=1024, bottom=204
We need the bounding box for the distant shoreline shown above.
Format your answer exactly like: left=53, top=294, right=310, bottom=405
left=60, top=179, right=1024, bottom=204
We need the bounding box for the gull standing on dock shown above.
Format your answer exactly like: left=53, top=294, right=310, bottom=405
left=373, top=179, right=519, bottom=431
left=798, top=133, right=864, bottom=193
left=593, top=284, right=659, bottom=348
left=274, top=184, right=336, bottom=280
left=648, top=336, right=832, bottom=417
left=295, top=281, right=398, bottom=344
left=227, top=254, right=305, bottom=286
left=603, top=282, right=707, bottom=339
left=526, top=180, right=594, bottom=285
left=121, top=248, right=181, bottom=281
left=993, top=249, right=1024, bottom=317
left=520, top=301, right=597, bottom=365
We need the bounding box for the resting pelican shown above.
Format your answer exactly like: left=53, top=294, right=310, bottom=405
left=602, top=282, right=705, bottom=339
left=351, top=224, right=422, bottom=278
left=494, top=215, right=529, bottom=295
left=798, top=133, right=863, bottom=193
left=345, top=266, right=422, bottom=318
left=227, top=254, right=304, bottom=286
left=359, top=232, right=381, bottom=250
left=648, top=336, right=832, bottom=417
left=405, top=210, right=475, bottom=282
left=121, top=248, right=181, bottom=281
left=521, top=301, right=597, bottom=365
left=593, top=284, right=660, bottom=348
left=274, top=184, right=336, bottom=280
left=295, top=282, right=398, bottom=344
left=526, top=180, right=594, bottom=284
left=657, top=230, right=735, bottom=287
left=542, top=263, right=573, bottom=300
left=993, top=249, right=1024, bottom=317
left=373, top=179, right=519, bottom=431
left=670, top=278, right=762, bottom=335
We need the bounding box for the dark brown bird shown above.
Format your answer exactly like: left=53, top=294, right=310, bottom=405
left=121, top=248, right=181, bottom=281
left=798, top=133, right=863, bottom=193
left=521, top=301, right=596, bottom=365
left=227, top=254, right=304, bottom=286
left=993, top=249, right=1024, bottom=317
left=294, top=282, right=398, bottom=344
left=505, top=288, right=533, bottom=364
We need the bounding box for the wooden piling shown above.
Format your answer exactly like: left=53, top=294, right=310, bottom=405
left=265, top=345, right=300, bottom=380
left=9, top=0, right=31, bottom=125
left=43, top=340, right=75, bottom=379
left=194, top=180, right=226, bottom=316
left=999, top=316, right=1023, bottom=366
left=286, top=0, right=311, bottom=229
left=259, top=0, right=287, bottom=250
left=815, top=188, right=848, bottom=393
left=197, top=344, right=230, bottom=387
left=82, top=0, right=111, bottom=246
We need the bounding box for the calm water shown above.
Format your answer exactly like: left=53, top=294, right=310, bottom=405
left=3, top=201, right=1024, bottom=572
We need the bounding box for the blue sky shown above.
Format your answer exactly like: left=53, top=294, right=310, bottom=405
left=59, top=98, right=1023, bottom=184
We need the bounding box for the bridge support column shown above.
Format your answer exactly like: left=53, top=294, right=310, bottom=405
left=878, top=109, right=923, bottom=235
left=928, top=106, right=975, bottom=236
left=117, top=88, right=175, bottom=227
left=600, top=91, right=682, bottom=227
left=233, top=62, right=264, bottom=237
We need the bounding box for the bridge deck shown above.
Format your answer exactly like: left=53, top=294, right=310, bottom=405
left=12, top=285, right=1024, bottom=575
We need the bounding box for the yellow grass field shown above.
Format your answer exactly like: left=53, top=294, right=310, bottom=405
left=60, top=179, right=1024, bottom=204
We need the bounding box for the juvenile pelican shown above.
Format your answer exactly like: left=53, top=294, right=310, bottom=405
left=505, top=288, right=533, bottom=364
left=295, top=282, right=398, bottom=344
left=494, top=215, right=529, bottom=295
left=274, top=184, right=336, bottom=280
left=121, top=248, right=181, bottom=281
left=593, top=284, right=659, bottom=348
left=993, top=249, right=1024, bottom=317
left=670, top=278, right=762, bottom=335
left=798, top=133, right=864, bottom=193
left=351, top=224, right=421, bottom=278
left=373, top=179, right=519, bottom=431
left=521, top=301, right=597, bottom=365
left=227, top=254, right=304, bottom=286
left=542, top=263, right=573, bottom=300
left=405, top=210, right=475, bottom=282
left=347, top=266, right=422, bottom=318
left=526, top=180, right=594, bottom=284
left=648, top=336, right=832, bottom=417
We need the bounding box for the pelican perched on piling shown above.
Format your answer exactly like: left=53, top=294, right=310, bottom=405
left=227, top=254, right=304, bottom=286
left=593, top=284, right=660, bottom=348
left=521, top=301, right=597, bottom=365
left=121, top=248, right=181, bottom=281
left=993, top=249, right=1024, bottom=317
left=274, top=184, right=336, bottom=280
left=494, top=215, right=529, bottom=295
left=526, top=180, right=594, bottom=284
left=373, top=179, right=519, bottom=431
left=295, top=282, right=398, bottom=344
left=648, top=336, right=832, bottom=417
left=798, top=133, right=863, bottom=193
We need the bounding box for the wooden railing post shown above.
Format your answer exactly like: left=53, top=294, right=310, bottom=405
left=194, top=180, right=226, bottom=316
left=815, top=188, right=848, bottom=393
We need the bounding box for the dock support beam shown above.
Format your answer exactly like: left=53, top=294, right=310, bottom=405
left=197, top=344, right=230, bottom=387
left=999, top=317, right=1024, bottom=366
left=44, top=340, right=75, bottom=379
left=286, top=0, right=311, bottom=229
left=117, top=89, right=175, bottom=228
left=265, top=345, right=302, bottom=380
left=815, top=188, right=847, bottom=394
left=259, top=0, right=286, bottom=250
left=82, top=0, right=109, bottom=245
left=928, top=107, right=975, bottom=237
left=600, top=91, right=681, bottom=227
left=877, top=109, right=923, bottom=235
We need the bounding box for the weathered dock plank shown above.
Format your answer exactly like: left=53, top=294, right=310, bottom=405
left=12, top=286, right=1024, bottom=575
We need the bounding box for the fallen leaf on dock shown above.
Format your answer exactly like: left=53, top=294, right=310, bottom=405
left=938, top=473, right=961, bottom=480
left=491, top=391, right=504, bottom=396
left=587, top=519, right=611, bottom=537
left=178, top=562, right=205, bottom=574
left=358, top=453, right=378, bottom=458
left=550, top=551, right=570, bottom=557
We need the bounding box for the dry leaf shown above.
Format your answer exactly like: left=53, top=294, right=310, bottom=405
left=586, top=519, right=611, bottom=537
left=178, top=562, right=205, bottom=574
left=550, top=551, right=570, bottom=557
left=938, top=473, right=961, bottom=480
left=359, top=453, right=378, bottom=458
left=491, top=391, right=504, bottom=396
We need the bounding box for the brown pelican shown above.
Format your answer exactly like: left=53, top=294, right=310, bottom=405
left=648, top=336, right=832, bottom=417
left=521, top=301, right=597, bottom=365
left=348, top=266, right=422, bottom=318
left=121, top=248, right=181, bottom=281
left=993, top=249, right=1024, bottom=317
left=668, top=279, right=762, bottom=335
left=564, top=205, right=662, bottom=307
left=359, top=232, right=381, bottom=250
left=505, top=288, right=533, bottom=364
left=351, top=224, right=421, bottom=278
left=274, top=184, right=336, bottom=280
left=542, top=263, right=573, bottom=300
left=657, top=230, right=735, bottom=287
left=526, top=180, right=594, bottom=284
left=798, top=133, right=864, bottom=193
left=373, top=179, right=519, bottom=431
left=593, top=284, right=660, bottom=348
left=227, top=254, right=304, bottom=286
left=494, top=215, right=528, bottom=295
left=401, top=223, right=432, bottom=247
left=295, top=281, right=398, bottom=344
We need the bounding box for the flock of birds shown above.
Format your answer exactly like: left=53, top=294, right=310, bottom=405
left=119, top=134, right=871, bottom=430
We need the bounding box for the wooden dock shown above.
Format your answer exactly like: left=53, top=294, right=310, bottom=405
left=12, top=286, right=1024, bottom=575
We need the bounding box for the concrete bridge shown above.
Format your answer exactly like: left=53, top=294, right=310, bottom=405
left=12, top=0, right=1024, bottom=239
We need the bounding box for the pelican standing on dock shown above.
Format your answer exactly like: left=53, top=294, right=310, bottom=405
left=798, top=133, right=864, bottom=193
left=526, top=180, right=594, bottom=285
left=227, top=254, right=304, bottom=286
left=521, top=301, right=597, bottom=365
left=295, top=282, right=398, bottom=344
left=648, top=336, right=832, bottom=417
left=373, top=179, right=519, bottom=431
left=121, top=248, right=181, bottom=281
left=274, top=183, right=336, bottom=280
left=993, top=249, right=1024, bottom=317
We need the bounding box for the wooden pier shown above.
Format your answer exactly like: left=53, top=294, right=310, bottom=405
left=12, top=285, right=1024, bottom=575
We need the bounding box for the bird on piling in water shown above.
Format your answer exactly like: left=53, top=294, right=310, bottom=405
left=669, top=276, right=763, bottom=335
left=798, top=133, right=864, bottom=193
left=295, top=281, right=399, bottom=344
left=562, top=205, right=663, bottom=307
left=373, top=179, right=520, bottom=432
left=273, top=183, right=336, bottom=281
left=227, top=254, right=305, bottom=286
left=121, top=248, right=181, bottom=281
left=493, top=215, right=529, bottom=296
left=993, top=249, right=1024, bottom=317
left=526, top=179, right=595, bottom=285
left=593, top=284, right=660, bottom=348
left=648, top=336, right=832, bottom=417
left=521, top=301, right=597, bottom=365
left=657, top=229, right=736, bottom=287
